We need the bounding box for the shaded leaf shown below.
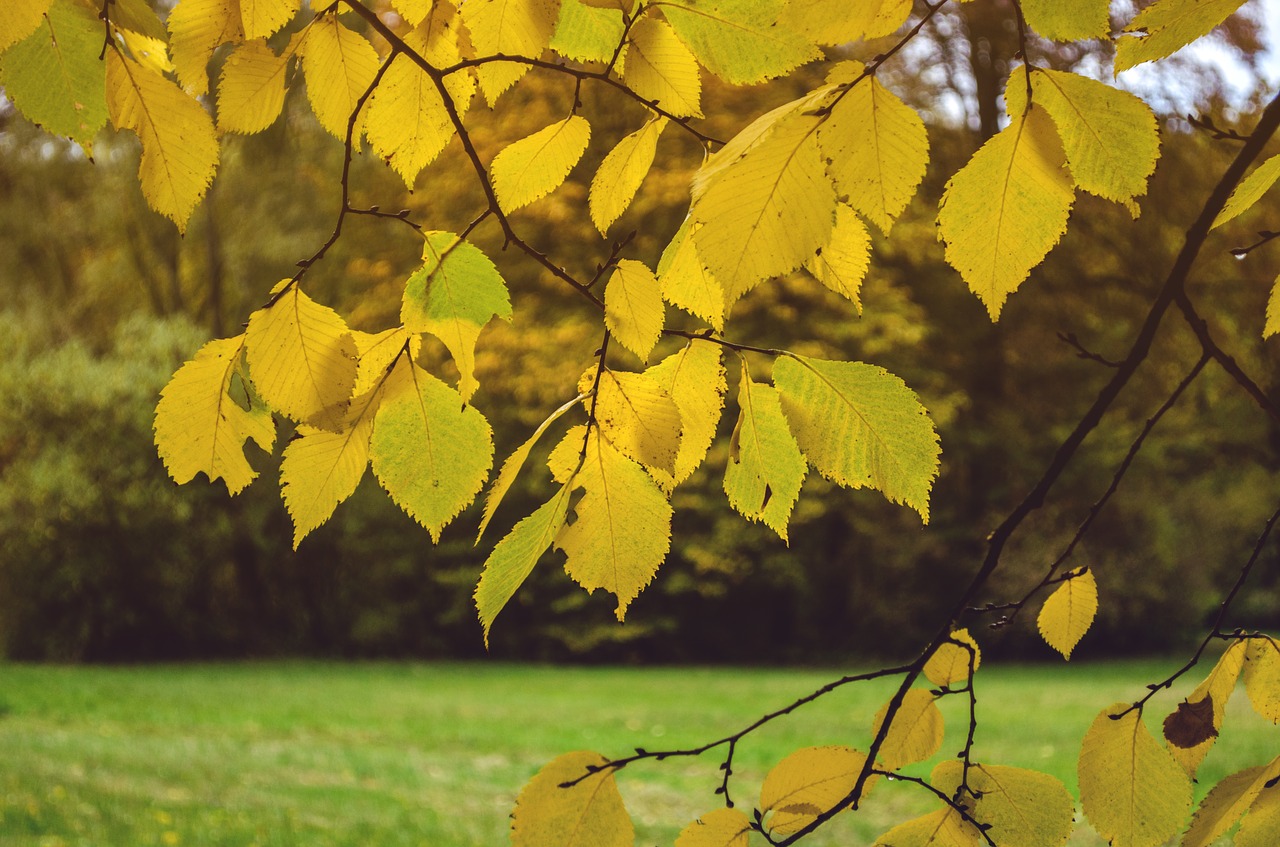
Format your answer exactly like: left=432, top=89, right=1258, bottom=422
left=657, top=217, right=725, bottom=331
left=805, top=204, right=871, bottom=311
left=760, top=746, right=871, bottom=835
left=619, top=17, right=702, bottom=118
left=933, top=760, right=1074, bottom=847
left=0, top=0, right=52, bottom=52
left=1236, top=781, right=1280, bottom=847
left=1164, top=696, right=1217, bottom=750
left=871, top=688, right=944, bottom=771
left=872, top=808, right=982, bottom=847
left=676, top=807, right=751, bottom=847
left=1168, top=639, right=1246, bottom=774
left=216, top=39, right=290, bottom=134
left=1213, top=153, right=1280, bottom=229
left=1183, top=757, right=1280, bottom=847
left=581, top=369, right=682, bottom=477
left=923, top=629, right=980, bottom=688
left=1244, top=636, right=1280, bottom=722
left=645, top=340, right=727, bottom=488
left=167, top=0, right=241, bottom=95
left=511, top=751, right=633, bottom=847
left=1020, top=0, right=1110, bottom=41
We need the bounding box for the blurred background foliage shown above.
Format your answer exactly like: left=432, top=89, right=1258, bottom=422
left=2, top=0, right=1280, bottom=663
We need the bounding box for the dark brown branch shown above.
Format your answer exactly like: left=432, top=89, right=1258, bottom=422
left=1229, top=229, right=1280, bottom=258
left=1176, top=291, right=1280, bottom=423
left=871, top=772, right=997, bottom=847
left=1057, top=331, right=1122, bottom=368
left=1188, top=114, right=1251, bottom=143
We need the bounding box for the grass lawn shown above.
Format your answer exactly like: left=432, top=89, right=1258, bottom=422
left=0, top=659, right=1273, bottom=847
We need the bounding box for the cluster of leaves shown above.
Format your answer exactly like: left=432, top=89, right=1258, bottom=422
left=6, top=0, right=1280, bottom=844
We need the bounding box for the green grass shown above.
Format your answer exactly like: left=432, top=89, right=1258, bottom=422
left=0, top=660, right=1272, bottom=846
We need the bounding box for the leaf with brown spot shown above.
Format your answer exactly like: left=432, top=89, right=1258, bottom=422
left=1163, top=695, right=1217, bottom=749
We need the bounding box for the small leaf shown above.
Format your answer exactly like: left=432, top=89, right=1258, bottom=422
left=582, top=369, right=682, bottom=477
left=724, top=369, right=807, bottom=541
left=923, top=629, right=980, bottom=688
left=1115, top=0, right=1249, bottom=73
left=216, top=39, right=290, bottom=134
left=1213, top=153, right=1280, bottom=229
left=675, top=807, right=751, bottom=847
left=301, top=14, right=381, bottom=139
left=1078, top=702, right=1192, bottom=847
left=1265, top=275, right=1280, bottom=339
left=1243, top=635, right=1280, bottom=722
left=590, top=117, right=667, bottom=234
left=1037, top=569, right=1098, bottom=660
left=645, top=340, right=727, bottom=488
left=618, top=17, right=702, bottom=118
left=760, top=746, right=871, bottom=835
left=871, top=688, right=944, bottom=771
left=510, top=751, right=633, bottom=847
left=491, top=115, right=592, bottom=213
left=1163, top=696, right=1217, bottom=749
left=352, top=328, right=410, bottom=397
left=604, top=260, right=664, bottom=362
left=240, top=0, right=298, bottom=40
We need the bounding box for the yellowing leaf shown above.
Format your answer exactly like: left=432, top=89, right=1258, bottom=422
left=773, top=355, right=940, bottom=523
left=1266, top=276, right=1280, bottom=339
left=301, top=14, right=381, bottom=139
left=107, top=0, right=169, bottom=41
left=872, top=808, right=982, bottom=847
left=780, top=0, right=911, bottom=46
left=462, top=0, right=560, bottom=105
left=818, top=65, right=929, bottom=235
left=724, top=371, right=807, bottom=541
left=491, top=115, right=591, bottom=213
left=0, top=0, right=51, bottom=52
left=1020, top=0, right=1110, bottom=41
left=551, top=0, right=624, bottom=63
left=645, top=340, right=727, bottom=488
left=1243, top=635, right=1280, bottom=722
left=1007, top=68, right=1160, bottom=205
left=923, top=629, right=980, bottom=688
left=805, top=204, right=871, bottom=310
left=240, top=0, right=297, bottom=40
left=1213, top=153, right=1280, bottom=229
left=1115, top=0, right=1248, bottom=73
left=932, top=761, right=1074, bottom=847
left=760, top=746, right=871, bottom=835
left=1037, top=569, right=1098, bottom=660
left=693, top=102, right=836, bottom=308
left=369, top=358, right=494, bottom=542
left=937, top=105, right=1074, bottom=319
left=871, top=688, right=944, bottom=771
left=119, top=30, right=173, bottom=75
left=1078, top=703, right=1192, bottom=847
left=1184, top=757, right=1280, bottom=847
left=590, top=117, right=667, bottom=234
left=0, top=0, right=107, bottom=150
left=402, top=232, right=512, bottom=402
left=475, top=484, right=573, bottom=644
left=1166, top=639, right=1246, bottom=774
left=167, top=0, right=242, bottom=96
left=216, top=39, right=290, bottom=134
left=154, top=335, right=276, bottom=496
left=352, top=328, right=410, bottom=396
left=392, top=0, right=433, bottom=27
left=604, top=260, right=664, bottom=362
left=675, top=807, right=751, bottom=847
left=1236, top=783, right=1280, bottom=847
left=659, top=0, right=819, bottom=84
left=553, top=432, right=673, bottom=619
left=106, top=50, right=220, bottom=233
left=548, top=424, right=589, bottom=485
left=511, top=751, right=633, bottom=847
left=583, top=369, right=682, bottom=477
left=657, top=218, right=725, bottom=331
left=619, top=17, right=702, bottom=118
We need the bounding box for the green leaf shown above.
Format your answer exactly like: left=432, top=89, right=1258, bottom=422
left=604, top=260, right=664, bottom=362
left=463, top=0, right=561, bottom=105
left=645, top=340, right=727, bottom=488
left=724, top=369, right=807, bottom=541
left=760, top=746, right=870, bottom=835
left=369, top=358, right=494, bottom=542
left=0, top=0, right=107, bottom=151
left=659, top=0, right=819, bottom=84
left=402, top=232, right=512, bottom=402
left=491, top=115, right=592, bottom=213
left=1213, top=153, right=1280, bottom=229
left=511, top=751, right=633, bottom=847
left=619, top=17, right=702, bottom=118
left=551, top=0, right=625, bottom=63
left=1115, top=0, right=1248, bottom=73
left=590, top=117, right=667, bottom=234
left=216, top=39, right=290, bottom=135
left=1019, top=0, right=1110, bottom=41
left=773, top=355, right=940, bottom=523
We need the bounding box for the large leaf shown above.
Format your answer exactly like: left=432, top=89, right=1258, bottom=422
left=659, top=0, right=818, bottom=84
left=1019, top=0, right=1110, bottom=41
left=645, top=340, right=727, bottom=488
left=780, top=0, right=911, bottom=46
left=1236, top=783, right=1280, bottom=847
left=1037, top=568, right=1098, bottom=660
left=240, top=0, right=298, bottom=40
left=590, top=117, right=667, bottom=234
left=932, top=761, right=1074, bottom=847
left=301, top=14, right=381, bottom=139
left=0, top=0, right=52, bottom=52
left=618, top=17, right=702, bottom=118
left=723, top=371, right=807, bottom=541
left=760, top=746, right=871, bottom=835
left=604, top=260, right=664, bottom=362
left=1078, top=703, right=1192, bottom=847
left=1243, top=635, right=1280, bottom=722
left=491, top=115, right=592, bottom=213
left=1115, top=0, right=1249, bottom=72
left=216, top=39, right=290, bottom=134
left=773, top=356, right=939, bottom=523
left=511, top=751, right=633, bottom=847
left=871, top=688, right=944, bottom=771
left=872, top=808, right=982, bottom=847
left=462, top=0, right=561, bottom=105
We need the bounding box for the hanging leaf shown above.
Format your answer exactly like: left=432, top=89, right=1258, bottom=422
left=1243, top=635, right=1280, bottom=722
left=780, top=0, right=911, bottom=46
left=553, top=431, right=673, bottom=620
left=301, top=14, right=381, bottom=139
left=581, top=369, right=682, bottom=477
left=106, top=0, right=170, bottom=41
left=462, top=0, right=561, bottom=105
left=0, top=0, right=52, bottom=52
left=1213, top=153, right=1280, bottom=229
left=590, top=117, right=668, bottom=234
left=491, top=115, right=592, bottom=213
left=872, top=808, right=982, bottom=847
left=239, top=0, right=298, bottom=40
left=1115, top=0, right=1249, bottom=73
left=923, top=629, right=981, bottom=688
left=1019, top=0, right=1110, bottom=41
left=932, top=760, right=1074, bottom=847
left=216, top=39, right=290, bottom=134
left=352, top=328, right=410, bottom=396
left=675, top=807, right=751, bottom=847
left=510, top=751, right=633, bottom=847
left=1236, top=783, right=1280, bottom=847
left=154, top=335, right=276, bottom=496
left=723, top=371, right=807, bottom=541
left=657, top=218, right=725, bottom=331
left=551, top=0, right=624, bottom=63
left=805, top=204, right=872, bottom=311
left=1166, top=639, right=1245, bottom=774
left=167, top=0, right=242, bottom=96
left=658, top=0, right=819, bottom=85
left=645, top=341, right=727, bottom=488
left=773, top=355, right=940, bottom=523
left=1037, top=568, right=1098, bottom=660
left=760, top=746, right=871, bottom=835
left=1078, top=703, right=1192, bottom=847
left=619, top=17, right=702, bottom=118
left=369, top=358, right=494, bottom=542
left=604, top=260, right=665, bottom=362
left=871, top=688, right=944, bottom=771
left=106, top=50, right=220, bottom=233
left=1183, top=757, right=1280, bottom=847
left=392, top=0, right=433, bottom=27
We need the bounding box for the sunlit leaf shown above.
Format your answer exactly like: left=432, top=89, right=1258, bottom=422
left=216, top=39, right=290, bottom=134
left=240, top=0, right=298, bottom=40
left=0, top=0, right=52, bottom=52
left=932, top=760, right=1074, bottom=847
left=463, top=0, right=561, bottom=105
left=645, top=340, right=727, bottom=488
left=659, top=0, right=819, bottom=84
left=1183, top=757, right=1280, bottom=847
left=619, top=17, right=702, bottom=118
left=167, top=0, right=242, bottom=96
left=724, top=370, right=807, bottom=541
left=1243, top=635, right=1280, bottom=722
left=551, top=0, right=624, bottom=63
left=872, top=808, right=981, bottom=847
left=301, top=14, right=381, bottom=139
left=657, top=218, right=725, bottom=331
left=590, top=117, right=667, bottom=234
left=1213, top=153, right=1280, bottom=229
left=1037, top=569, right=1098, bottom=660
left=1019, top=0, right=1110, bottom=41
left=604, top=259, right=664, bottom=362
left=1115, top=0, right=1249, bottom=73
left=805, top=204, right=871, bottom=310
left=491, top=115, right=592, bottom=213
left=581, top=369, right=682, bottom=477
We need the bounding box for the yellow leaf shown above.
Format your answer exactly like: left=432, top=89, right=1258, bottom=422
left=590, top=117, right=666, bottom=234
left=760, top=746, right=871, bottom=835
left=491, top=115, right=591, bottom=213
left=619, top=17, right=702, bottom=118
left=581, top=369, right=683, bottom=477
left=216, top=39, right=290, bottom=134
left=658, top=0, right=819, bottom=85
left=352, top=328, right=410, bottom=396
left=604, top=260, right=664, bottom=362
left=932, top=761, right=1074, bottom=847
left=818, top=64, right=929, bottom=235
left=1184, top=757, right=1280, bottom=847
left=548, top=424, right=589, bottom=484
left=871, top=688, right=944, bottom=771
left=551, top=0, right=625, bottom=63
left=462, top=0, right=560, bottom=105
left=645, top=340, right=727, bottom=488
left=1078, top=702, right=1192, bottom=847
left=369, top=357, right=494, bottom=542
left=872, top=808, right=982, bottom=847
left=301, top=14, right=381, bottom=139
left=106, top=0, right=170, bottom=41
left=1213, top=153, right=1280, bottom=229
left=657, top=217, right=725, bottom=331
left=724, top=369, right=807, bottom=541
left=154, top=335, right=276, bottom=496
left=1036, top=568, right=1098, bottom=660
left=675, top=807, right=751, bottom=847
left=1266, top=275, right=1280, bottom=339
left=780, top=0, right=911, bottom=46
left=244, top=282, right=358, bottom=431
left=1166, top=639, right=1246, bottom=774
left=392, top=0, right=433, bottom=27
left=1007, top=68, right=1160, bottom=206
left=924, top=629, right=980, bottom=688
left=0, top=0, right=51, bottom=52
left=240, top=0, right=298, bottom=40
left=106, top=50, right=220, bottom=233
left=119, top=30, right=174, bottom=75
left=1236, top=782, right=1280, bottom=847
left=1243, top=635, right=1280, bottom=722
left=937, top=105, right=1074, bottom=319
left=805, top=204, right=871, bottom=311
left=1115, top=0, right=1248, bottom=73
left=1019, top=0, right=1110, bottom=41
left=553, top=431, right=673, bottom=620
left=167, top=0, right=242, bottom=96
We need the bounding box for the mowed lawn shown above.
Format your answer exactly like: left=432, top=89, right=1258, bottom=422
left=0, top=660, right=1274, bottom=847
